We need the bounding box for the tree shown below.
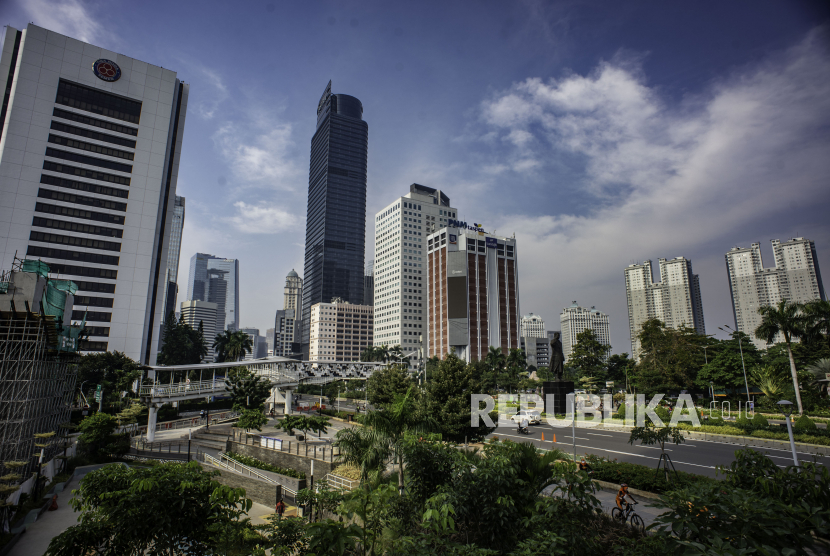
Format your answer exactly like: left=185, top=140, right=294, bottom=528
left=214, top=330, right=253, bottom=362
left=45, top=462, right=252, bottom=556
left=77, top=351, right=141, bottom=406
left=755, top=300, right=807, bottom=414
left=225, top=367, right=271, bottom=409
left=277, top=415, right=330, bottom=444
left=805, top=358, right=830, bottom=397
left=606, top=353, right=635, bottom=392
left=634, top=319, right=705, bottom=395
left=362, top=387, right=435, bottom=493
left=804, top=299, right=830, bottom=349
left=751, top=365, right=789, bottom=400
left=426, top=353, right=496, bottom=443
left=505, top=347, right=528, bottom=391
left=696, top=331, right=761, bottom=391
left=236, top=408, right=269, bottom=431
left=365, top=364, right=412, bottom=407
left=76, top=413, right=129, bottom=461
left=157, top=312, right=208, bottom=366
left=628, top=419, right=685, bottom=482
left=567, top=329, right=610, bottom=380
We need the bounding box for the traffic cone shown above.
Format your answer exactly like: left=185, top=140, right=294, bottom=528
left=541, top=433, right=545, bottom=441
left=553, top=434, right=557, bottom=443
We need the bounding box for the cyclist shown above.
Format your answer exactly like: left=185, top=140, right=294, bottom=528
left=615, top=483, right=637, bottom=511
left=578, top=458, right=592, bottom=474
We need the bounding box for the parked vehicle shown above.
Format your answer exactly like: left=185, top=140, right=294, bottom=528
left=511, top=409, right=541, bottom=425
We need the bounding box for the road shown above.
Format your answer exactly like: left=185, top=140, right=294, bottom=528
left=490, top=421, right=829, bottom=478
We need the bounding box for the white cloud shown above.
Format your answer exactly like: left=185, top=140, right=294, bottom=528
left=224, top=201, right=299, bottom=234
left=477, top=29, right=830, bottom=351
left=214, top=122, right=298, bottom=188
left=20, top=0, right=110, bottom=45
left=192, top=67, right=228, bottom=119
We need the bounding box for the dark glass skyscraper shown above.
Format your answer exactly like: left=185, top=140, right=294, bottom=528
left=301, top=82, right=368, bottom=352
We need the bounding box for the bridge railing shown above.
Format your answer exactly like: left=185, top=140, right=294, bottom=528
left=139, top=379, right=227, bottom=398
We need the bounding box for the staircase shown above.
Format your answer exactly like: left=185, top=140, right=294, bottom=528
left=190, top=428, right=231, bottom=451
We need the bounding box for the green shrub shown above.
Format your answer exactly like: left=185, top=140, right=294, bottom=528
left=793, top=415, right=817, bottom=433
left=751, top=413, right=769, bottom=427
left=223, top=451, right=305, bottom=479
left=584, top=454, right=716, bottom=495
left=735, top=414, right=751, bottom=428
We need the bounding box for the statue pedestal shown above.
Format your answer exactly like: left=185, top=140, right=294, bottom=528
left=542, top=381, right=574, bottom=415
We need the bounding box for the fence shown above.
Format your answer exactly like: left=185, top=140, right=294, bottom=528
left=231, top=428, right=342, bottom=463
left=197, top=450, right=298, bottom=503
left=124, top=410, right=238, bottom=438
left=325, top=473, right=358, bottom=492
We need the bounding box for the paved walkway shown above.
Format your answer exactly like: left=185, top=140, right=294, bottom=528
left=542, top=481, right=665, bottom=529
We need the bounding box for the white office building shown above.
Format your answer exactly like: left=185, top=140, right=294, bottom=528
left=559, top=302, right=610, bottom=362
left=0, top=24, right=189, bottom=364
left=726, top=238, right=825, bottom=349
left=373, top=184, right=457, bottom=370
left=625, top=257, right=705, bottom=359
left=309, top=300, right=374, bottom=362
left=521, top=313, right=546, bottom=338
left=180, top=300, right=217, bottom=361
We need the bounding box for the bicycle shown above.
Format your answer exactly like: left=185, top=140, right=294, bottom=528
left=611, top=501, right=644, bottom=533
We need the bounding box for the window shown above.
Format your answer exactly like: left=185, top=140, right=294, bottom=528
left=45, top=263, right=117, bottom=280
left=50, top=121, right=136, bottom=148
left=55, top=80, right=142, bottom=124
left=45, top=147, right=132, bottom=173
left=52, top=108, right=138, bottom=136
left=40, top=174, right=128, bottom=198
left=37, top=188, right=126, bottom=211
left=26, top=246, right=119, bottom=266
left=42, top=161, right=130, bottom=186
left=32, top=216, right=122, bottom=238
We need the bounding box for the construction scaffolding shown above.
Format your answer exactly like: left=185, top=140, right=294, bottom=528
left=0, top=256, right=83, bottom=484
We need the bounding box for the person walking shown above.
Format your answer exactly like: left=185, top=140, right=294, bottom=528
left=276, top=498, right=286, bottom=520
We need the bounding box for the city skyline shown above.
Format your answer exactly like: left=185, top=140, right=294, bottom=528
left=2, top=2, right=828, bottom=355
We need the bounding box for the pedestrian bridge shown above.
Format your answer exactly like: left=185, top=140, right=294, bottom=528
left=138, top=357, right=383, bottom=441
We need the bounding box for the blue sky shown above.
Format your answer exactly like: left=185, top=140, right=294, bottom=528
left=3, top=0, right=829, bottom=353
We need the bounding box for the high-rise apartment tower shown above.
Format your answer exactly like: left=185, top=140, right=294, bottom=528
left=0, top=24, right=189, bottom=364
left=726, top=238, right=825, bottom=349
left=560, top=302, right=610, bottom=362
left=521, top=313, right=546, bottom=338
left=373, top=184, right=458, bottom=370
left=301, top=81, right=368, bottom=355
left=625, top=257, right=705, bottom=359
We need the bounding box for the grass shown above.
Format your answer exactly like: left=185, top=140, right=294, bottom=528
left=224, top=451, right=306, bottom=480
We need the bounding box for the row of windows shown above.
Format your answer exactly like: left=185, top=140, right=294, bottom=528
left=56, top=80, right=142, bottom=124
left=43, top=161, right=131, bottom=186
left=44, top=263, right=117, bottom=280
left=41, top=174, right=129, bottom=199
left=71, top=310, right=111, bottom=322
left=26, top=245, right=119, bottom=266
left=74, top=296, right=114, bottom=308
left=50, top=120, right=136, bottom=149
left=72, top=280, right=116, bottom=293
left=38, top=188, right=127, bottom=212
left=78, top=340, right=107, bottom=351
left=36, top=201, right=125, bottom=226
left=82, top=326, right=110, bottom=337
left=32, top=216, right=122, bottom=238
left=53, top=108, right=138, bottom=137
left=29, top=231, right=121, bottom=252
left=48, top=133, right=134, bottom=161
left=45, top=147, right=132, bottom=173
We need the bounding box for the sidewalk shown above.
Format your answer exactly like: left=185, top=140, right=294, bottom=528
left=7, top=477, right=81, bottom=556
left=541, top=482, right=665, bottom=528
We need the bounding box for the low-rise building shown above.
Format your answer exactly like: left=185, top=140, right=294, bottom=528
left=309, top=300, right=374, bottom=362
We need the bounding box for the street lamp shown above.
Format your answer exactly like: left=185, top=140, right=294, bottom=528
left=718, top=325, right=751, bottom=403
left=776, top=400, right=799, bottom=466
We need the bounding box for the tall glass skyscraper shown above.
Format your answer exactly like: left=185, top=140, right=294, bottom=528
left=186, top=253, right=239, bottom=332
left=301, top=81, right=368, bottom=352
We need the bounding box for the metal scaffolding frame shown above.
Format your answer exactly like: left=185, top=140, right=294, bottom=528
left=0, top=304, right=79, bottom=482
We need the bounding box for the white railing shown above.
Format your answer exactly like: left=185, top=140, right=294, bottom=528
left=326, top=473, right=358, bottom=492
left=139, top=379, right=227, bottom=398
left=198, top=451, right=298, bottom=497
left=126, top=411, right=239, bottom=438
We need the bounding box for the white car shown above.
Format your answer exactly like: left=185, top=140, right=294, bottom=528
left=511, top=410, right=541, bottom=426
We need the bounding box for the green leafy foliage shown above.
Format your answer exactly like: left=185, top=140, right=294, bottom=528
left=226, top=367, right=272, bottom=410
left=695, top=331, right=761, bottom=390
left=236, top=409, right=269, bottom=431
left=583, top=454, right=715, bottom=495
left=76, top=413, right=129, bottom=461
left=76, top=351, right=141, bottom=406
left=794, top=414, right=817, bottom=432
left=750, top=412, right=769, bottom=427
left=633, top=319, right=708, bottom=396
left=213, top=329, right=254, bottom=363
left=157, top=311, right=208, bottom=365
left=224, top=451, right=305, bottom=479
left=566, top=328, right=610, bottom=381
left=276, top=414, right=330, bottom=443
left=366, top=364, right=413, bottom=407
left=44, top=462, right=253, bottom=556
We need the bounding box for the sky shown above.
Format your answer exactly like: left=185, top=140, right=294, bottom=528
left=3, top=0, right=829, bottom=354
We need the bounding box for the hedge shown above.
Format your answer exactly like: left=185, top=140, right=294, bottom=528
left=584, top=454, right=716, bottom=495
left=224, top=451, right=306, bottom=479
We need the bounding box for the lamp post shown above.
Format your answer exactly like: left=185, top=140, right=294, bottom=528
left=719, top=325, right=751, bottom=403
left=777, top=400, right=799, bottom=466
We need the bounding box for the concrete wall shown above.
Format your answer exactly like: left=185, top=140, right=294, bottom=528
left=226, top=439, right=341, bottom=478
left=198, top=463, right=283, bottom=507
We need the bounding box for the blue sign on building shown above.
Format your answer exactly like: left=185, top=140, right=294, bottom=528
left=486, top=237, right=498, bottom=249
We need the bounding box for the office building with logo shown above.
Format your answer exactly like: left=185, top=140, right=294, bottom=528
left=301, top=81, right=368, bottom=356
left=309, top=299, right=373, bottom=362
left=0, top=24, right=189, bottom=364
left=625, top=257, right=705, bottom=359
left=427, top=226, right=520, bottom=362
left=726, top=238, right=825, bottom=349
left=560, top=301, right=610, bottom=362
left=373, top=184, right=457, bottom=370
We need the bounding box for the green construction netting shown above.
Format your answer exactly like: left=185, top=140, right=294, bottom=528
left=21, top=259, right=50, bottom=277
left=43, top=284, right=67, bottom=321
left=0, top=282, right=8, bottom=294
left=50, top=279, right=78, bottom=294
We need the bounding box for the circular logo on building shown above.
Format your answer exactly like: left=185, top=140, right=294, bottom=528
left=92, top=59, right=121, bottom=82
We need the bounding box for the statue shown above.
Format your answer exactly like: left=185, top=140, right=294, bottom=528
left=549, top=332, right=565, bottom=381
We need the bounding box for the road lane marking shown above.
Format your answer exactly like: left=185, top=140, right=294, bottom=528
left=587, top=433, right=614, bottom=437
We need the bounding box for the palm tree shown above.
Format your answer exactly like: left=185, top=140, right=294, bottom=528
left=225, top=330, right=254, bottom=361
left=360, top=346, right=377, bottom=362
left=804, top=299, right=830, bottom=349
left=213, top=330, right=231, bottom=362
left=755, top=300, right=806, bottom=414
left=361, top=387, right=435, bottom=493
left=486, top=346, right=506, bottom=392
left=376, top=344, right=390, bottom=364
left=805, top=358, right=830, bottom=397
left=750, top=365, right=788, bottom=399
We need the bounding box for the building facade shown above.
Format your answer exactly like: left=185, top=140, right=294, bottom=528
left=521, top=313, right=546, bottom=338
left=427, top=226, right=520, bottom=362
left=180, top=300, right=217, bottom=361
left=239, top=327, right=263, bottom=360
left=274, top=269, right=302, bottom=357
left=301, top=81, right=368, bottom=354
left=186, top=253, right=239, bottom=332
left=625, top=257, right=705, bottom=359
left=520, top=336, right=550, bottom=369
left=559, top=301, right=610, bottom=362
left=726, top=238, right=825, bottom=349
left=308, top=300, right=374, bottom=362
left=373, top=184, right=457, bottom=370
left=0, top=24, right=189, bottom=364
left=162, top=195, right=185, bottom=321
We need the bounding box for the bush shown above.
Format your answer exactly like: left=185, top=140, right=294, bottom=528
left=584, top=454, right=716, bottom=495
left=751, top=412, right=769, bottom=427
left=223, top=451, right=305, bottom=479
left=735, top=414, right=751, bottom=428
left=794, top=415, right=817, bottom=433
